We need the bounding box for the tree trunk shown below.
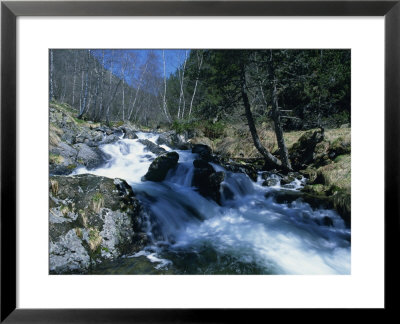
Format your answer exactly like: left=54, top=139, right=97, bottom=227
left=240, top=64, right=284, bottom=170
left=49, top=49, right=54, bottom=101
left=189, top=50, right=203, bottom=118
left=267, top=52, right=292, bottom=171
left=162, top=50, right=171, bottom=122
left=96, top=51, right=105, bottom=121
left=72, top=51, right=78, bottom=106
left=178, top=50, right=188, bottom=119
left=271, top=81, right=292, bottom=170
left=128, top=62, right=147, bottom=121
left=77, top=50, right=91, bottom=119
left=105, top=79, right=122, bottom=126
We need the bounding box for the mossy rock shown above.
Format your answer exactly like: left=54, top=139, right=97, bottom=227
left=265, top=189, right=333, bottom=210
left=49, top=153, right=64, bottom=165
left=330, top=137, right=351, bottom=156
left=302, top=184, right=328, bottom=195
left=49, top=174, right=148, bottom=274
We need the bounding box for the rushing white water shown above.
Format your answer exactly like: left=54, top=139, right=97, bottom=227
left=74, top=132, right=351, bottom=275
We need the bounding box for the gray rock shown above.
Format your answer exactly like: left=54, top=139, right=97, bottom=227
left=120, top=127, right=138, bottom=139
left=138, top=139, right=166, bottom=156
left=142, top=151, right=179, bottom=182
left=49, top=174, right=148, bottom=274
left=52, top=141, right=78, bottom=159
left=74, top=143, right=106, bottom=169
left=262, top=178, right=278, bottom=187
left=156, top=131, right=189, bottom=149
left=156, top=131, right=175, bottom=147
left=100, top=134, right=120, bottom=145
left=49, top=229, right=90, bottom=274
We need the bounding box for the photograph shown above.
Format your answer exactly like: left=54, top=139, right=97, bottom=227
left=48, top=48, right=351, bottom=275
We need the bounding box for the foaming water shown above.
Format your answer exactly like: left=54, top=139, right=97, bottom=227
left=74, top=138, right=155, bottom=183
left=136, top=131, right=160, bottom=144
left=74, top=133, right=350, bottom=275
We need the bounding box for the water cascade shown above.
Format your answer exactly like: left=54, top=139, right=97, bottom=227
left=74, top=133, right=351, bottom=275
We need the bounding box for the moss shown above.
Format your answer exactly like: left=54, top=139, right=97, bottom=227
left=302, top=184, right=328, bottom=196
left=113, top=121, right=124, bottom=127
left=72, top=116, right=86, bottom=125
left=49, top=153, right=64, bottom=165
left=330, top=136, right=351, bottom=156
left=67, top=163, right=77, bottom=170
left=334, top=155, right=347, bottom=163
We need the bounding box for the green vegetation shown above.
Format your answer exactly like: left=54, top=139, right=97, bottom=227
left=49, top=153, right=64, bottom=165
left=92, top=192, right=104, bottom=202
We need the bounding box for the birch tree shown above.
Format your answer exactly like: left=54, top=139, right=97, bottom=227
left=72, top=51, right=78, bottom=106
left=177, top=50, right=188, bottom=119
left=128, top=61, right=148, bottom=121
left=77, top=49, right=91, bottom=119
left=162, top=50, right=171, bottom=122
left=188, top=50, right=203, bottom=118
left=49, top=49, right=54, bottom=101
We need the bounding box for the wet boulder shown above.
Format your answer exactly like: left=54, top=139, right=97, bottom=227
left=156, top=131, right=175, bottom=147
left=74, top=143, right=109, bottom=169
left=322, top=216, right=334, bottom=227
left=192, top=159, right=225, bottom=204
left=100, top=134, right=120, bottom=145
left=192, top=159, right=215, bottom=189
left=142, top=151, right=179, bottom=182
left=49, top=142, right=79, bottom=175
left=138, top=139, right=167, bottom=156
left=221, top=160, right=258, bottom=182
left=208, top=172, right=226, bottom=203
left=280, top=172, right=302, bottom=185
left=265, top=189, right=333, bottom=211
left=192, top=144, right=213, bottom=162
left=157, top=131, right=190, bottom=150
left=120, top=127, right=138, bottom=139
left=262, top=178, right=278, bottom=187
left=49, top=174, right=148, bottom=274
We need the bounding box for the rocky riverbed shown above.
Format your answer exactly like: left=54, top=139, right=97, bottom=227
left=49, top=102, right=351, bottom=274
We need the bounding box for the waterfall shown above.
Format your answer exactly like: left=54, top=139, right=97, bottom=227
left=74, top=132, right=351, bottom=275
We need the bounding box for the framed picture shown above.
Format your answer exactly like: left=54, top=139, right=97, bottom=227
left=1, top=0, right=398, bottom=321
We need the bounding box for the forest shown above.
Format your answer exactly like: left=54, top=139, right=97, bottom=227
left=49, top=49, right=351, bottom=275
left=50, top=49, right=350, bottom=128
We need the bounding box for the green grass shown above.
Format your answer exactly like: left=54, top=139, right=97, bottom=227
left=92, top=192, right=104, bottom=202
left=315, top=154, right=351, bottom=192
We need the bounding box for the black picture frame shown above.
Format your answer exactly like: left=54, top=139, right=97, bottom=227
left=1, top=0, right=399, bottom=322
